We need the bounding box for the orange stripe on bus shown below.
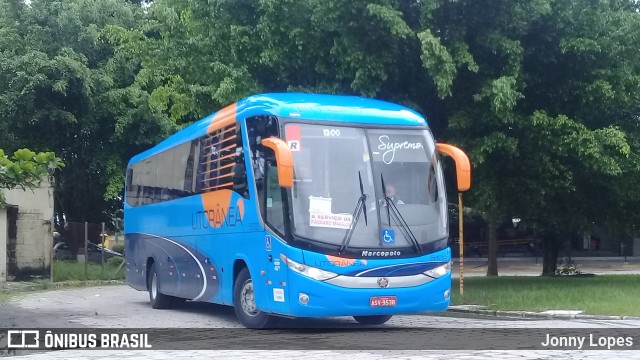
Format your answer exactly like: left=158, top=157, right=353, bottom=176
left=206, top=133, right=236, bottom=148
left=201, top=189, right=233, bottom=228
left=207, top=103, right=237, bottom=134
left=204, top=172, right=235, bottom=181
left=200, top=152, right=236, bottom=166
left=201, top=182, right=234, bottom=193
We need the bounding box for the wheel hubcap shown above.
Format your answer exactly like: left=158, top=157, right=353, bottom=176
left=151, top=272, right=157, bottom=300
left=240, top=280, right=258, bottom=316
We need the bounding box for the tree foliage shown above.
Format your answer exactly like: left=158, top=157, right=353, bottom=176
left=422, top=0, right=640, bottom=274
left=0, top=0, right=170, bottom=224
left=1, top=0, right=639, bottom=275
left=0, top=148, right=64, bottom=206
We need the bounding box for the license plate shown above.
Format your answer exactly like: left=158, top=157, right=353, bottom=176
left=370, top=296, right=397, bottom=307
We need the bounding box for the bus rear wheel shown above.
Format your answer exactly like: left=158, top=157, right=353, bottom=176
left=148, top=262, right=175, bottom=309
left=233, top=268, right=276, bottom=329
left=353, top=315, right=393, bottom=325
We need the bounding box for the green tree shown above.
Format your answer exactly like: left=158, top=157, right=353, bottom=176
left=0, top=148, right=64, bottom=206
left=4, top=0, right=638, bottom=279
left=104, top=0, right=441, bottom=121
left=420, top=0, right=640, bottom=275
left=106, top=0, right=640, bottom=276
left=0, top=0, right=171, bottom=225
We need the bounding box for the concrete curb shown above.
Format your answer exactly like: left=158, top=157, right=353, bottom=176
left=446, top=305, right=640, bottom=320
left=1, top=280, right=125, bottom=294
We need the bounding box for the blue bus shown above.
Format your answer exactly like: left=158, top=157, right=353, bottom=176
left=124, top=93, right=470, bottom=328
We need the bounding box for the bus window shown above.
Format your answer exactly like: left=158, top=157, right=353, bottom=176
left=184, top=140, right=199, bottom=193
left=367, top=128, right=448, bottom=243
left=245, top=115, right=281, bottom=228
left=125, top=140, right=198, bottom=207
left=285, top=123, right=378, bottom=244
left=196, top=123, right=249, bottom=199
left=265, top=157, right=285, bottom=235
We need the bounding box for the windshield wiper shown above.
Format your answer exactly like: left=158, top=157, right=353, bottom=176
left=380, top=174, right=422, bottom=254
left=338, top=171, right=368, bottom=255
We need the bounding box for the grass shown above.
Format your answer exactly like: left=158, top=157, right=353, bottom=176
left=0, top=260, right=124, bottom=301
left=451, top=275, right=640, bottom=316
left=52, top=259, right=125, bottom=282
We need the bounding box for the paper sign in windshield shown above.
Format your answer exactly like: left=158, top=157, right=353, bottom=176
left=308, top=196, right=332, bottom=213
left=310, top=212, right=353, bottom=229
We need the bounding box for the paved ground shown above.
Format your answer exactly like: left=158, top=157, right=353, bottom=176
left=1, top=284, right=639, bottom=359
left=1, top=258, right=639, bottom=359
left=4, top=285, right=640, bottom=328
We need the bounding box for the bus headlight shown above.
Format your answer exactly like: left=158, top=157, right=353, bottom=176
left=423, top=261, right=452, bottom=278
left=281, top=255, right=338, bottom=281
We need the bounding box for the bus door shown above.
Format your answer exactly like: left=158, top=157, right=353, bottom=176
left=259, top=156, right=290, bottom=314
left=245, top=115, right=290, bottom=314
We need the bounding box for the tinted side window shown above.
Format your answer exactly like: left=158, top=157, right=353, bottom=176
left=126, top=121, right=251, bottom=207
left=126, top=139, right=199, bottom=207
left=245, top=115, right=281, bottom=231
left=197, top=122, right=249, bottom=199
left=246, top=115, right=280, bottom=193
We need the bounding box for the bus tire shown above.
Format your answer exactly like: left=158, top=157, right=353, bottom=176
left=148, top=262, right=174, bottom=309
left=353, top=315, right=393, bottom=325
left=233, top=267, right=276, bottom=329
left=171, top=297, right=186, bottom=308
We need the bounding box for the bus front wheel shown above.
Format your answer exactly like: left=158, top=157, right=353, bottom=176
left=353, top=315, right=393, bottom=325
left=233, top=268, right=276, bottom=329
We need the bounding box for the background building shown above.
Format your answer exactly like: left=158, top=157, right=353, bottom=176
left=0, top=180, right=54, bottom=282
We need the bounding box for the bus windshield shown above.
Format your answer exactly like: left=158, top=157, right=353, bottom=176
left=284, top=123, right=448, bottom=254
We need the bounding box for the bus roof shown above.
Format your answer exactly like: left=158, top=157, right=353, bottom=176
left=128, top=93, right=428, bottom=165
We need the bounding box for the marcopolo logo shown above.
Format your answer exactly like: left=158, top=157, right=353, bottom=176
left=361, top=250, right=402, bottom=257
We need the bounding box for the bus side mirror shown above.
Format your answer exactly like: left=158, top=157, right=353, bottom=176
left=436, top=143, right=471, bottom=192
left=260, top=137, right=294, bottom=188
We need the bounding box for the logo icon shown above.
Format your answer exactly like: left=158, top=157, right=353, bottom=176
left=377, top=277, right=389, bottom=288
left=7, top=330, right=40, bottom=348
left=381, top=229, right=395, bottom=245
left=265, top=235, right=272, bottom=251
left=287, top=140, right=300, bottom=151
left=286, top=124, right=301, bottom=152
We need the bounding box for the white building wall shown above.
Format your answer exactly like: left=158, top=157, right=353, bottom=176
left=2, top=179, right=54, bottom=274
left=4, top=179, right=54, bottom=218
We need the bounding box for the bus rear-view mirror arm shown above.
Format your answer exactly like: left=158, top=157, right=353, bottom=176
left=261, top=137, right=294, bottom=188
left=436, top=143, right=471, bottom=192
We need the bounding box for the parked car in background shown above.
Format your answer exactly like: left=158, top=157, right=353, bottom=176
left=53, top=242, right=123, bottom=263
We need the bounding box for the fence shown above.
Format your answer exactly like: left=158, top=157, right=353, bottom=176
left=451, top=237, right=540, bottom=258
left=52, top=221, right=125, bottom=282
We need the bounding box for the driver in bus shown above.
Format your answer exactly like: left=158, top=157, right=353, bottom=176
left=384, top=185, right=405, bottom=205
left=368, top=183, right=404, bottom=212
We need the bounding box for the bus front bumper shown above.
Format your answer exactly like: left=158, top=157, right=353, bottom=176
left=276, top=272, right=451, bottom=318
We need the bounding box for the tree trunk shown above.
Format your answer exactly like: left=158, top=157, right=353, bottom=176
left=541, top=232, right=559, bottom=276
left=487, top=217, right=499, bottom=276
